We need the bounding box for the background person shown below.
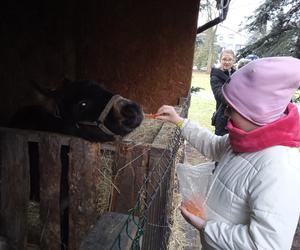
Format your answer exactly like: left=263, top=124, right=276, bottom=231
left=237, top=58, right=252, bottom=69
left=156, top=57, right=300, bottom=250
left=210, top=49, right=235, bottom=135
left=237, top=54, right=259, bottom=69
left=245, top=54, right=259, bottom=61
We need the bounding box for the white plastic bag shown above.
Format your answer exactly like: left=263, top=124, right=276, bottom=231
left=176, top=162, right=214, bottom=218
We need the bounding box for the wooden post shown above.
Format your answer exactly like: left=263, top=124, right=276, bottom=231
left=68, top=138, right=102, bottom=249
left=111, top=143, right=150, bottom=214
left=0, top=131, right=30, bottom=250
left=39, top=134, right=62, bottom=250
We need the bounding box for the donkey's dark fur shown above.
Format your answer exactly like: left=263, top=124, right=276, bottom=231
left=10, top=79, right=144, bottom=142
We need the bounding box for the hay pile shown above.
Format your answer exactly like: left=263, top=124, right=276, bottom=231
left=97, top=117, right=173, bottom=215
left=124, top=117, right=165, bottom=144
left=27, top=201, right=41, bottom=247
left=96, top=149, right=115, bottom=215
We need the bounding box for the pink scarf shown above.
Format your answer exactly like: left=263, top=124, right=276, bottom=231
left=227, top=103, right=300, bottom=153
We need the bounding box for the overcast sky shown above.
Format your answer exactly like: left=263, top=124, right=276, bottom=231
left=197, top=0, right=265, bottom=37
left=219, top=0, right=264, bottom=35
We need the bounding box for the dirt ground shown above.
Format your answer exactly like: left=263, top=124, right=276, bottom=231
left=168, top=142, right=210, bottom=250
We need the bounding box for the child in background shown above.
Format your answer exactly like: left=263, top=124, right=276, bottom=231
left=210, top=49, right=236, bottom=135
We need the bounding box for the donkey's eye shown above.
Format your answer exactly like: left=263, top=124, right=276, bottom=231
left=78, top=101, right=88, bottom=108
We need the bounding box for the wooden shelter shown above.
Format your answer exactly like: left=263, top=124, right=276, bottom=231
left=0, top=1, right=201, bottom=249
left=1, top=0, right=300, bottom=250
left=0, top=0, right=200, bottom=125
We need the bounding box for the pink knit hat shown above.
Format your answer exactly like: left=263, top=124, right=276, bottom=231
left=222, top=57, right=300, bottom=125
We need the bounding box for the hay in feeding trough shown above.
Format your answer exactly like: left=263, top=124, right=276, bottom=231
left=27, top=201, right=41, bottom=245
left=124, top=116, right=178, bottom=147
left=96, top=116, right=175, bottom=216
left=124, top=117, right=165, bottom=144
left=96, top=149, right=115, bottom=216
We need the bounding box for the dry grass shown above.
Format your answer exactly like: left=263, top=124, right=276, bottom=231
left=124, top=118, right=164, bottom=144
left=168, top=192, right=190, bottom=250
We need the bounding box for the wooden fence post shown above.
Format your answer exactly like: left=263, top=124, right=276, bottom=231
left=68, top=138, right=102, bottom=249
left=39, top=134, right=62, bottom=250
left=0, top=131, right=30, bottom=250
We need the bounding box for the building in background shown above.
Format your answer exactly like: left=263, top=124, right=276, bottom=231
left=216, top=24, right=247, bottom=54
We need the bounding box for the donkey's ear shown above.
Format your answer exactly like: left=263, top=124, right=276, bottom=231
left=30, top=80, right=58, bottom=98
left=62, top=76, right=72, bottom=86
left=63, top=78, right=71, bottom=83
left=29, top=80, right=59, bottom=115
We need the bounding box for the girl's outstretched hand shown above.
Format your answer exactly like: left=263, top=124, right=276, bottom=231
left=179, top=203, right=206, bottom=231
left=155, top=105, right=184, bottom=124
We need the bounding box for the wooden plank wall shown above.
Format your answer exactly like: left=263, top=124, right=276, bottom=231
left=0, top=129, right=105, bottom=249
left=0, top=127, right=182, bottom=250
left=0, top=128, right=164, bottom=249
left=0, top=131, right=30, bottom=250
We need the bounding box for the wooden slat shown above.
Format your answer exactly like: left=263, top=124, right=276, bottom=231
left=39, top=134, right=62, bottom=250
left=0, top=127, right=71, bottom=145
left=111, top=143, right=150, bottom=214
left=68, top=138, right=102, bottom=250
left=0, top=131, right=30, bottom=250
left=79, top=212, right=138, bottom=250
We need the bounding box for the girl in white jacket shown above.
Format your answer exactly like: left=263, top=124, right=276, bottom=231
left=156, top=57, right=300, bottom=250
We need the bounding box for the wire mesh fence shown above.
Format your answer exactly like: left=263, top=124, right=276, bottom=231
left=110, top=95, right=190, bottom=250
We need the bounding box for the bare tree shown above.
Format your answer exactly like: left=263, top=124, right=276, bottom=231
left=194, top=0, right=219, bottom=73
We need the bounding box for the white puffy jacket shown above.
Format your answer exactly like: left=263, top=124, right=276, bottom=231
left=181, top=120, right=300, bottom=250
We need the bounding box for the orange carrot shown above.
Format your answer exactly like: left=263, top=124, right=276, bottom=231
left=145, top=113, right=159, bottom=119
left=183, top=200, right=206, bottom=219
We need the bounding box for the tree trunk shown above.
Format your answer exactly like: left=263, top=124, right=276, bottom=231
left=206, top=26, right=218, bottom=74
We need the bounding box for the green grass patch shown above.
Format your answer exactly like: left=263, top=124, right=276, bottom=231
left=191, top=71, right=211, bottom=91
left=188, top=72, right=216, bottom=131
